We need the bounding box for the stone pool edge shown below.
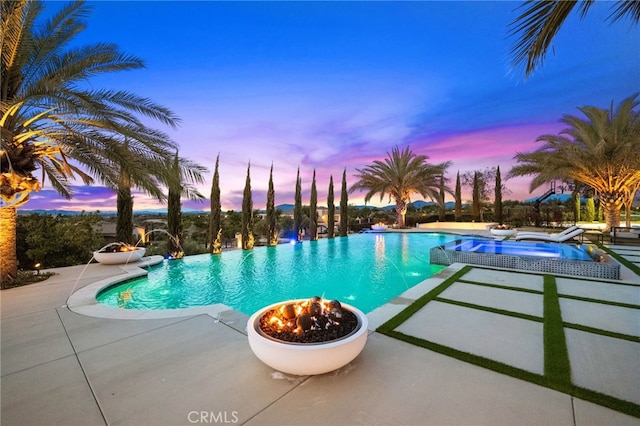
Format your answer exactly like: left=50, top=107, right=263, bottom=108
left=65, top=256, right=466, bottom=326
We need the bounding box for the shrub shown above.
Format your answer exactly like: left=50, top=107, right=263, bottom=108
left=17, top=213, right=103, bottom=269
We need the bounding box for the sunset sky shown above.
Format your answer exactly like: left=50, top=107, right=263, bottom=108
left=25, top=1, right=639, bottom=212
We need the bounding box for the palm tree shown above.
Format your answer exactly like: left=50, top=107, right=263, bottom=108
left=1, top=1, right=182, bottom=285
left=508, top=94, right=640, bottom=231
left=350, top=146, right=451, bottom=228
left=509, top=0, right=640, bottom=77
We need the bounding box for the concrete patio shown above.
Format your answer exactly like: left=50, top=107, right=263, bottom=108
left=1, top=244, right=639, bottom=425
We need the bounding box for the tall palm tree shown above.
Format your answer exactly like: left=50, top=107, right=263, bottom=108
left=508, top=94, right=640, bottom=231
left=1, top=0, right=182, bottom=284
left=350, top=146, right=451, bottom=228
left=509, top=0, right=640, bottom=77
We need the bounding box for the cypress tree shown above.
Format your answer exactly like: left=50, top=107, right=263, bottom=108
left=294, top=167, right=302, bottom=242
left=266, top=163, right=278, bottom=246
left=208, top=154, right=222, bottom=254
left=340, top=168, right=348, bottom=236
left=167, top=152, right=183, bottom=257
left=573, top=190, right=581, bottom=222
left=327, top=175, right=335, bottom=238
left=309, top=170, right=318, bottom=241
left=495, top=166, right=503, bottom=224
left=438, top=175, right=446, bottom=221
left=454, top=171, right=462, bottom=222
left=116, top=169, right=133, bottom=244
left=241, top=163, right=254, bottom=250
left=597, top=199, right=604, bottom=222
left=472, top=171, right=481, bottom=221
left=585, top=195, right=596, bottom=222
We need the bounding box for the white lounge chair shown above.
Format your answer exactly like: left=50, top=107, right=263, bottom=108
left=516, top=225, right=579, bottom=238
left=515, top=228, right=584, bottom=243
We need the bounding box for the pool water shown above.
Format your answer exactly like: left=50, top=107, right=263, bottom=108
left=97, top=233, right=461, bottom=314
left=448, top=239, right=595, bottom=261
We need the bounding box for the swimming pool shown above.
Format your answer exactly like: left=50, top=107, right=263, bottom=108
left=97, top=233, right=462, bottom=314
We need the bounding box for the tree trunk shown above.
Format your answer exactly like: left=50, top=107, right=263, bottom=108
left=601, top=194, right=623, bottom=232
left=167, top=185, right=183, bottom=257
left=0, top=207, right=18, bottom=288
left=116, top=171, right=134, bottom=244
left=396, top=199, right=407, bottom=228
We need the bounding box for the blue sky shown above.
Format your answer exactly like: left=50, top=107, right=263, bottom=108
left=27, top=1, right=640, bottom=212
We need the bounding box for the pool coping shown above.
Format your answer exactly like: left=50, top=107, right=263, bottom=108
left=66, top=255, right=238, bottom=320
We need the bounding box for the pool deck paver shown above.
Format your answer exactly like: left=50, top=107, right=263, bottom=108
left=459, top=268, right=544, bottom=291
left=559, top=298, right=640, bottom=336
left=396, top=300, right=545, bottom=374
left=439, top=281, right=544, bottom=317
left=565, top=329, right=640, bottom=405
left=2, top=242, right=640, bottom=425
left=556, top=277, right=640, bottom=305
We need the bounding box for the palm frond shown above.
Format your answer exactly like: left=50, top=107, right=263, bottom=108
left=508, top=0, right=586, bottom=77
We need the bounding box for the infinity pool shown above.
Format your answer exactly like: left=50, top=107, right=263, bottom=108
left=97, top=233, right=462, bottom=314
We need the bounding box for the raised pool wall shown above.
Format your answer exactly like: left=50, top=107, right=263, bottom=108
left=430, top=246, right=620, bottom=280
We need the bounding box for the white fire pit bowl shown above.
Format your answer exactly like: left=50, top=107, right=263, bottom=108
left=93, top=247, right=146, bottom=265
left=247, top=300, right=368, bottom=376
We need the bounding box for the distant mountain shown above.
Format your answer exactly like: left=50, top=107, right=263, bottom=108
left=523, top=194, right=584, bottom=203
left=276, top=203, right=295, bottom=212
left=350, top=200, right=460, bottom=211
left=18, top=207, right=208, bottom=216
left=19, top=209, right=115, bottom=216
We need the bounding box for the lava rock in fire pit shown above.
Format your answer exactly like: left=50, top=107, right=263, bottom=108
left=296, top=314, right=313, bottom=332
left=281, top=304, right=296, bottom=320
left=309, top=302, right=322, bottom=317
left=258, top=297, right=359, bottom=344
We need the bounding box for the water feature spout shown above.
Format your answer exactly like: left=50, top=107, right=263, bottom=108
left=135, top=229, right=185, bottom=259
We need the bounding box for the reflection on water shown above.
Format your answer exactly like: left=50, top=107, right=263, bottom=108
left=98, top=233, right=463, bottom=314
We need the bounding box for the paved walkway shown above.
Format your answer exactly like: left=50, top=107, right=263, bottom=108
left=1, top=244, right=639, bottom=425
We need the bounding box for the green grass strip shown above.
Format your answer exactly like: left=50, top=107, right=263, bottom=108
left=376, top=265, right=472, bottom=333
left=558, top=293, right=640, bottom=310
left=457, top=279, right=544, bottom=295
left=571, top=385, right=640, bottom=418
left=377, top=265, right=640, bottom=418
left=596, top=243, right=640, bottom=277
left=543, top=275, right=572, bottom=389
left=563, top=322, right=640, bottom=343
left=434, top=297, right=542, bottom=323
